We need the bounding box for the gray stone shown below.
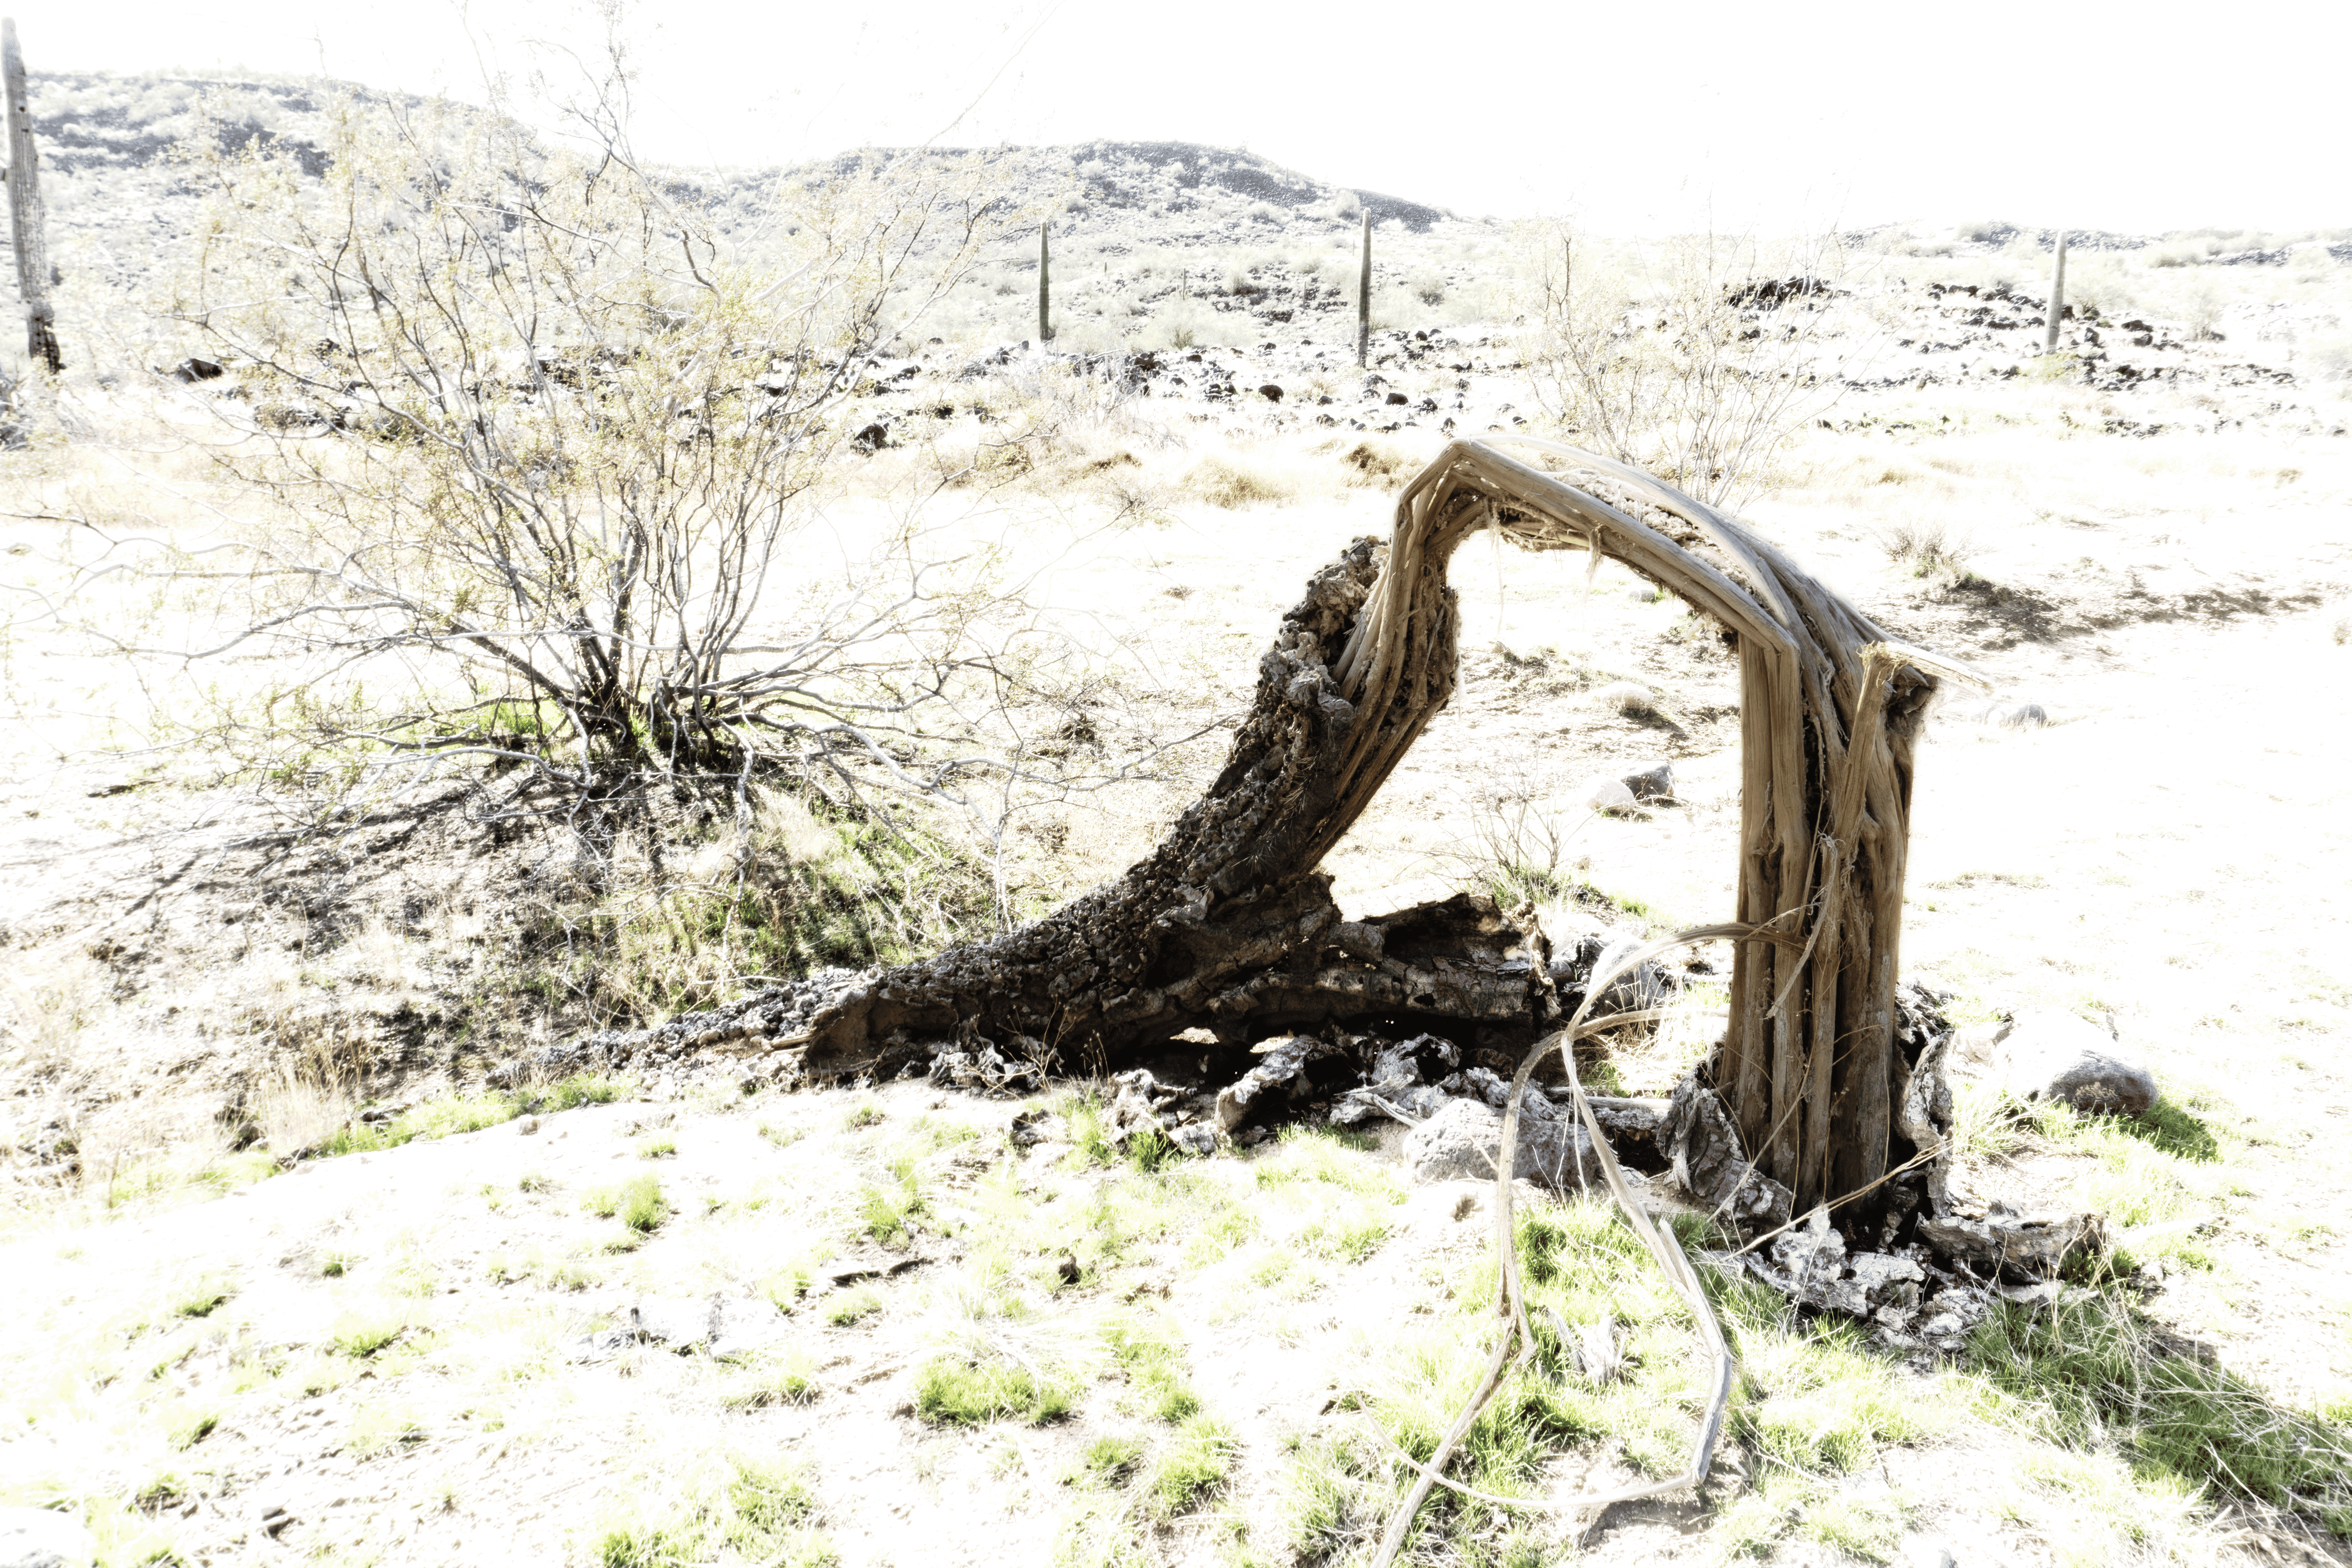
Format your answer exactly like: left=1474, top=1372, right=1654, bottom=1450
left=1169, top=1123, right=1219, bottom=1156
left=0, top=1508, right=97, bottom=1568
left=631, top=1295, right=716, bottom=1347
left=708, top=1295, right=791, bottom=1359
left=2001, top=1009, right=2156, bottom=1115
left=1622, top=762, right=1675, bottom=803
left=1403, top=1096, right=1601, bottom=1192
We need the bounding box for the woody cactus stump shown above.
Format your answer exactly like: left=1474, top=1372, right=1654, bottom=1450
left=768, top=437, right=1978, bottom=1219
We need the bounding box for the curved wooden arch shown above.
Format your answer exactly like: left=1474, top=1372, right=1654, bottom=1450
left=1341, top=437, right=1977, bottom=1210
left=784, top=438, right=1978, bottom=1213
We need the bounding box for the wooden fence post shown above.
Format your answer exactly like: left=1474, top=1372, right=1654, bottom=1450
left=2, top=18, right=60, bottom=375
left=1355, top=208, right=1371, bottom=368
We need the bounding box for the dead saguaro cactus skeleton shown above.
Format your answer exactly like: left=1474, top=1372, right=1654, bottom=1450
left=783, top=435, right=1976, bottom=1218
left=2, top=17, right=63, bottom=375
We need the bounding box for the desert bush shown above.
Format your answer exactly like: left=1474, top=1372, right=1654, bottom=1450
left=156, top=74, right=1022, bottom=809
left=1519, top=224, right=1845, bottom=506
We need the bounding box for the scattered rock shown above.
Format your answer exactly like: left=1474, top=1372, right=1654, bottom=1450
left=1007, top=1106, right=1056, bottom=1145
left=1593, top=680, right=1654, bottom=717
left=1584, top=775, right=1642, bottom=813
left=1950, top=698, right=2049, bottom=729
left=1621, top=761, right=1675, bottom=804
left=1898, top=1539, right=1958, bottom=1568
left=2001, top=1009, right=2156, bottom=1115
left=169, top=357, right=225, bottom=383
left=1403, top=1095, right=1601, bottom=1192
left=1258, top=383, right=1282, bottom=401
left=0, top=1509, right=96, bottom=1568
left=589, top=1292, right=794, bottom=1359
left=825, top=1251, right=929, bottom=1287
left=1385, top=391, right=1408, bottom=405
left=1169, top=1123, right=1218, bottom=1156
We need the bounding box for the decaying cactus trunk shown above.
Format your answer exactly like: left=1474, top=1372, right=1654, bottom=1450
left=782, top=437, right=1975, bottom=1216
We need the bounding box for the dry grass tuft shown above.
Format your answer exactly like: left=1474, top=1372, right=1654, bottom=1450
left=1181, top=455, right=1296, bottom=510
left=1875, top=514, right=1974, bottom=580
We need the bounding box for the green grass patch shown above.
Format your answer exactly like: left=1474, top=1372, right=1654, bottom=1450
left=1968, top=1291, right=2352, bottom=1524
left=914, top=1355, right=1077, bottom=1426
left=164, top=1404, right=221, bottom=1450
left=722, top=1350, right=819, bottom=1409
left=103, top=1149, right=277, bottom=1209
left=1105, top=1311, right=1201, bottom=1423
left=1148, top=1414, right=1237, bottom=1515
left=843, top=1098, right=884, bottom=1131
left=824, top=1286, right=882, bottom=1327
left=584, top=1174, right=668, bottom=1233
left=171, top=1276, right=234, bottom=1318
left=541, top=1073, right=628, bottom=1111
left=1065, top=1433, right=1146, bottom=1488
left=330, top=1311, right=410, bottom=1358
left=636, top=1136, right=678, bottom=1160
left=592, top=1455, right=828, bottom=1568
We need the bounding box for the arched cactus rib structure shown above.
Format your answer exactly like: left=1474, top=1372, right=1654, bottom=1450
left=790, top=437, right=1973, bottom=1214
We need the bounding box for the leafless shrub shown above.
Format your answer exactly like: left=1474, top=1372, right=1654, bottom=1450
left=1521, top=225, right=1850, bottom=507
left=145, top=68, right=1028, bottom=822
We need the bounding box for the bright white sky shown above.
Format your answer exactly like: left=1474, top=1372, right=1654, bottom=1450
left=22, top=0, right=2346, bottom=234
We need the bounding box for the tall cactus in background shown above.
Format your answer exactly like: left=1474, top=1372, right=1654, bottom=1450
left=1356, top=208, right=1372, bottom=368
left=3, top=17, right=62, bottom=374
left=2043, top=229, right=2069, bottom=354
left=1037, top=220, right=1051, bottom=344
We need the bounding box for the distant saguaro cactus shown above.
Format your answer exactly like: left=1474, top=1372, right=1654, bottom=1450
left=2043, top=229, right=2068, bottom=354
left=2, top=16, right=62, bottom=374
left=1356, top=208, right=1372, bottom=368
left=1038, top=220, right=1051, bottom=344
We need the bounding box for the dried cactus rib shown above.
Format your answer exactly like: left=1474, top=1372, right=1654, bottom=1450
left=781, top=438, right=1961, bottom=1219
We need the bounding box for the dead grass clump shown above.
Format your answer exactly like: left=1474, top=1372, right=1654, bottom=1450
left=1181, top=455, right=1296, bottom=510
left=254, top=1069, right=359, bottom=1158
left=1874, top=515, right=1973, bottom=580
left=1338, top=439, right=1411, bottom=486
left=0, top=951, right=109, bottom=1076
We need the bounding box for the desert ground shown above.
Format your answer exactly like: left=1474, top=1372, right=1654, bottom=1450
left=1, top=73, right=2350, bottom=1568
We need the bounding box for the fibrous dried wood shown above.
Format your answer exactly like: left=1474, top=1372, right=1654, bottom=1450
left=761, top=436, right=1976, bottom=1216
